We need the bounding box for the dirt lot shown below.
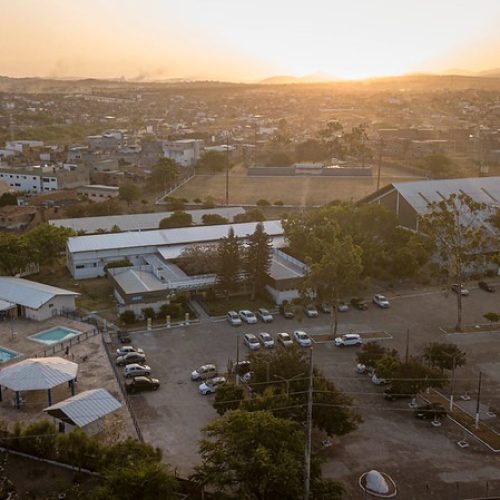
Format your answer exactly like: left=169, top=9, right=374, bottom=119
left=171, top=169, right=424, bottom=206
left=121, top=281, right=500, bottom=499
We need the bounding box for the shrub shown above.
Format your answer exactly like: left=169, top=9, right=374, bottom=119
left=120, top=310, right=136, bottom=325
left=159, top=303, right=184, bottom=320
left=274, top=200, right=284, bottom=206
left=142, top=307, right=156, bottom=320
left=104, top=258, right=132, bottom=271
left=203, top=196, right=216, bottom=209
left=256, top=198, right=270, bottom=206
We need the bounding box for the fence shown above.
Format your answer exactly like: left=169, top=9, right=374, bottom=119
left=30, top=328, right=100, bottom=359
left=155, top=173, right=195, bottom=205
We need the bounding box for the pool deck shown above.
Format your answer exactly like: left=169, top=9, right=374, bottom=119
left=0, top=317, right=137, bottom=443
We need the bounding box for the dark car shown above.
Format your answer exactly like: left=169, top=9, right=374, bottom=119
left=478, top=281, right=496, bottom=293
left=351, top=297, right=369, bottom=311
left=415, top=403, right=447, bottom=420
left=279, top=304, right=295, bottom=319
left=125, top=376, right=160, bottom=393
left=234, top=360, right=252, bottom=375
left=118, top=330, right=131, bottom=343
left=383, top=388, right=412, bottom=401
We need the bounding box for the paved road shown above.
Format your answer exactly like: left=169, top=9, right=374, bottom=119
left=117, top=285, right=500, bottom=498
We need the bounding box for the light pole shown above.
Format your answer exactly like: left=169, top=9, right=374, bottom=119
left=304, top=347, right=314, bottom=500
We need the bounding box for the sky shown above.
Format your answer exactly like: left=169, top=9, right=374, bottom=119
left=1, top=0, right=500, bottom=82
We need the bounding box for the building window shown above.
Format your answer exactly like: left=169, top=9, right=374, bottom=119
left=75, top=264, right=85, bottom=269
left=48, top=303, right=54, bottom=308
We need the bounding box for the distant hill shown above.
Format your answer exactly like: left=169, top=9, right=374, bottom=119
left=259, top=72, right=335, bottom=85
left=443, top=67, right=500, bottom=78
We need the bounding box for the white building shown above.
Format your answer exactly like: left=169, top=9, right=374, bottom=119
left=5, top=140, right=44, bottom=153
left=0, top=277, right=79, bottom=321
left=162, top=139, right=204, bottom=167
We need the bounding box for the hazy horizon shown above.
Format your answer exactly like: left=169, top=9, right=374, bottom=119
left=2, top=0, right=500, bottom=82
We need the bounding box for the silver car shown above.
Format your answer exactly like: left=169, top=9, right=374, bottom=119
left=293, top=330, right=313, bottom=347
left=124, top=363, right=151, bottom=378
left=277, top=332, right=293, bottom=348
left=258, top=332, right=275, bottom=349
left=243, top=333, right=261, bottom=350
left=116, top=345, right=144, bottom=356
left=227, top=311, right=242, bottom=326
left=256, top=308, right=273, bottom=323
left=191, top=364, right=217, bottom=381
left=239, top=310, right=258, bottom=324
left=116, top=352, right=147, bottom=366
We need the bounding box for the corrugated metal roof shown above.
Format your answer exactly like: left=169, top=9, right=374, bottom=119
left=0, top=299, right=15, bottom=311
left=0, top=277, right=79, bottom=310
left=0, top=357, right=78, bottom=391
left=67, top=220, right=284, bottom=254
left=44, top=388, right=122, bottom=427
left=393, top=177, right=500, bottom=215
left=50, top=207, right=246, bottom=234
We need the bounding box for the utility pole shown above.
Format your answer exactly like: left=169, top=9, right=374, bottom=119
left=376, top=138, right=383, bottom=191
left=225, top=131, right=230, bottom=206
left=235, top=334, right=240, bottom=385
left=304, top=347, right=314, bottom=500
left=449, top=355, right=456, bottom=412
left=475, top=371, right=482, bottom=429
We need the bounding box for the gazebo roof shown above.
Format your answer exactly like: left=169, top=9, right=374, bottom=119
left=0, top=357, right=78, bottom=391
left=44, top=388, right=121, bottom=427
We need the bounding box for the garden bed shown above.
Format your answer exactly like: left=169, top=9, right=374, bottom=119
left=440, top=323, right=500, bottom=335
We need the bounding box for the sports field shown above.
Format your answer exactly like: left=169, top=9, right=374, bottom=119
left=172, top=171, right=424, bottom=206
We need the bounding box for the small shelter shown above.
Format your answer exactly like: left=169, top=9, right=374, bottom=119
left=0, top=357, right=78, bottom=409
left=44, top=388, right=122, bottom=434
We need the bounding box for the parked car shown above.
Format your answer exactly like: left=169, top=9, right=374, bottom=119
left=258, top=332, right=275, bottom=349
left=304, top=305, right=319, bottom=318
left=199, top=376, right=226, bottom=395
left=293, top=330, right=313, bottom=347
left=227, top=310, right=242, bottom=326
left=277, top=332, right=294, bottom=348
left=279, top=304, right=295, bottom=319
left=334, top=333, right=363, bottom=347
left=125, top=376, right=159, bottom=393
left=383, top=388, right=412, bottom=401
left=243, top=333, right=261, bottom=350
left=319, top=303, right=333, bottom=314
left=256, top=308, right=273, bottom=323
left=234, top=360, right=251, bottom=375
left=116, top=352, right=146, bottom=366
left=478, top=281, right=496, bottom=293
left=451, top=284, right=469, bottom=296
left=116, top=345, right=144, bottom=356
left=371, top=373, right=388, bottom=385
left=337, top=302, right=349, bottom=312
left=118, top=331, right=131, bottom=344
left=124, top=363, right=151, bottom=378
left=239, top=310, right=258, bottom=324
left=415, top=403, right=447, bottom=420
left=191, top=364, right=217, bottom=381
left=373, top=294, right=390, bottom=308
left=351, top=297, right=369, bottom=310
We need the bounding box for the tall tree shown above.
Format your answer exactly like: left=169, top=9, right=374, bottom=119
left=244, top=222, right=273, bottom=300
left=195, top=150, right=227, bottom=173
left=0, top=233, right=30, bottom=275
left=119, top=181, right=140, bottom=207
left=216, top=227, right=241, bottom=297
left=150, top=158, right=179, bottom=192
left=24, top=224, right=74, bottom=265
left=422, top=343, right=466, bottom=372
left=302, top=229, right=363, bottom=335
left=421, top=193, right=493, bottom=331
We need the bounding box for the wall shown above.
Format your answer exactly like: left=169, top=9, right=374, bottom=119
left=24, top=295, right=76, bottom=321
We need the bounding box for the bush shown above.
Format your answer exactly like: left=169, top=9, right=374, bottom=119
left=159, top=303, right=184, bottom=320
left=203, top=196, right=216, bottom=209
left=104, top=258, right=132, bottom=271
left=142, top=307, right=156, bottom=320
left=120, top=310, right=136, bottom=325
left=256, top=198, right=270, bottom=206
left=274, top=200, right=284, bottom=206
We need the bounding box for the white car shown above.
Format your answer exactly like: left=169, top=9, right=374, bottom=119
left=334, top=333, right=363, bottom=347
left=124, top=363, right=151, bottom=378
left=277, top=332, right=294, bottom=348
left=451, top=284, right=470, bottom=296
left=256, top=308, right=273, bottom=323
left=371, top=373, right=388, bottom=385
left=116, top=345, right=144, bottom=356
left=199, top=376, right=226, bottom=395
left=293, top=330, right=313, bottom=347
left=337, top=302, right=349, bottom=312
left=227, top=310, right=242, bottom=326
left=258, top=332, right=275, bottom=349
left=373, top=294, right=390, bottom=308
left=243, top=333, right=261, bottom=350
left=304, top=305, right=319, bottom=318
left=191, top=364, right=217, bottom=381
left=239, top=310, right=258, bottom=324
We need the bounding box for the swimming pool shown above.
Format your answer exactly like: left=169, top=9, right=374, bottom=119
left=29, top=326, right=81, bottom=345
left=0, top=346, right=20, bottom=363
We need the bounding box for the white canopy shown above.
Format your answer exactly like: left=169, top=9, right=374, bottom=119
left=44, top=388, right=121, bottom=427
left=0, top=357, right=78, bottom=391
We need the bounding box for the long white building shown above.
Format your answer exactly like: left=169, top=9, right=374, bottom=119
left=66, top=221, right=285, bottom=280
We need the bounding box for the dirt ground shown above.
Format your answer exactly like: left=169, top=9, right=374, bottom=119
left=171, top=168, right=424, bottom=206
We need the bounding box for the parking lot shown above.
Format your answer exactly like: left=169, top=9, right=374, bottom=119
left=114, top=284, right=500, bottom=499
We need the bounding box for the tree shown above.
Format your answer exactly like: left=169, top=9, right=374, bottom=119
left=484, top=312, right=500, bottom=324
left=234, top=209, right=266, bottom=223
left=0, top=233, right=30, bottom=275
left=422, top=343, right=466, bottom=372
left=176, top=244, right=219, bottom=275
left=201, top=213, right=229, bottom=226
left=192, top=410, right=306, bottom=500
left=150, top=158, right=179, bottom=192
left=302, top=229, right=363, bottom=335
left=264, top=150, right=293, bottom=166
left=421, top=193, right=493, bottom=331
left=159, top=211, right=192, bottom=229
left=418, top=154, right=454, bottom=178
left=24, top=224, right=74, bottom=265
left=244, top=222, right=273, bottom=300
left=216, top=227, right=241, bottom=296
left=119, top=181, right=141, bottom=207
left=196, top=150, right=227, bottom=173
left=0, top=192, right=17, bottom=207
left=389, top=359, right=446, bottom=396
left=356, top=342, right=397, bottom=370
left=213, top=383, right=245, bottom=415
left=295, top=139, right=329, bottom=162
left=246, top=347, right=361, bottom=437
